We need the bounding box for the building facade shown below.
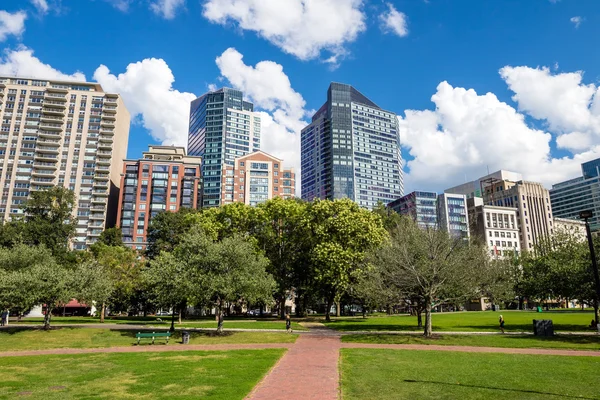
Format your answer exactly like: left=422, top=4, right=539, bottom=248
left=222, top=151, right=295, bottom=206
left=0, top=76, right=130, bottom=249
left=554, top=217, right=587, bottom=241
left=437, top=193, right=470, bottom=238
left=388, top=191, right=438, bottom=229
left=468, top=197, right=521, bottom=259
left=116, top=146, right=201, bottom=249
left=550, top=158, right=600, bottom=232
left=188, top=88, right=261, bottom=208
left=301, top=83, right=403, bottom=209
left=445, top=170, right=523, bottom=199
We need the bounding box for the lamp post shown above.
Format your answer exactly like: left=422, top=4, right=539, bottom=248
left=579, top=210, right=600, bottom=326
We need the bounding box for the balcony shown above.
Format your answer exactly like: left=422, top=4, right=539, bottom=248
left=98, top=142, right=112, bottom=151
left=32, top=169, right=56, bottom=177
left=39, top=122, right=63, bottom=131
left=31, top=178, right=55, bottom=186
left=37, top=139, right=61, bottom=147
left=102, top=113, right=116, bottom=121
left=44, top=94, right=67, bottom=102
left=103, top=106, right=117, bottom=114
left=36, top=146, right=60, bottom=154
left=34, top=161, right=58, bottom=169
left=98, top=135, right=113, bottom=143
left=95, top=174, right=109, bottom=181
left=38, top=130, right=61, bottom=139
left=100, top=128, right=114, bottom=136
left=91, top=197, right=106, bottom=204
left=95, top=165, right=111, bottom=172
left=89, top=213, right=105, bottom=220
left=42, top=101, right=67, bottom=109
left=96, top=156, right=111, bottom=165
left=93, top=190, right=109, bottom=197
left=47, top=85, right=69, bottom=94
left=104, top=98, right=118, bottom=107
left=34, top=153, right=58, bottom=162
left=40, top=114, right=63, bottom=123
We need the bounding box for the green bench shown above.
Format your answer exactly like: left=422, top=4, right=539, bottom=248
left=135, top=331, right=171, bottom=345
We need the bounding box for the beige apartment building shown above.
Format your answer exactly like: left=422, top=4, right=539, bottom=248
left=222, top=151, right=295, bottom=206
left=468, top=197, right=521, bottom=259
left=0, top=76, right=130, bottom=250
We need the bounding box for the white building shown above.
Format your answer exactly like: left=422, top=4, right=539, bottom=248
left=468, top=198, right=521, bottom=259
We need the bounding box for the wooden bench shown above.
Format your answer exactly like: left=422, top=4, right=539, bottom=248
left=135, top=331, right=171, bottom=345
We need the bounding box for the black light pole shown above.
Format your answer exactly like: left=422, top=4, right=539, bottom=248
left=579, top=210, right=600, bottom=325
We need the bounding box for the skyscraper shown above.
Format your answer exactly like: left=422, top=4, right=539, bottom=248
left=188, top=88, right=261, bottom=207
left=437, top=193, right=470, bottom=239
left=550, top=158, right=600, bottom=232
left=116, top=145, right=202, bottom=250
left=300, top=83, right=403, bottom=209
left=387, top=191, right=438, bottom=229
left=0, top=76, right=130, bottom=250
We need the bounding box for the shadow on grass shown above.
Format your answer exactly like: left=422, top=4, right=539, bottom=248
left=112, top=328, right=234, bottom=345
left=403, top=379, right=598, bottom=399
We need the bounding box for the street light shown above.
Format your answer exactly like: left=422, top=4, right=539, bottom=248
left=579, top=210, right=600, bottom=329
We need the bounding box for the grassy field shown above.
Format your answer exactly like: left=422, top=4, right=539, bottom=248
left=326, top=311, right=596, bottom=332
left=341, top=349, right=600, bottom=400
left=0, top=349, right=284, bottom=399
left=11, top=316, right=307, bottom=331
left=0, top=328, right=297, bottom=352
left=343, top=333, right=600, bottom=351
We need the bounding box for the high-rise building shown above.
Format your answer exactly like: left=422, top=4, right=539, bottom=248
left=188, top=88, right=261, bottom=207
left=445, top=170, right=523, bottom=199
left=468, top=197, right=520, bottom=259
left=300, top=83, right=403, bottom=209
left=437, top=193, right=470, bottom=239
left=116, top=145, right=201, bottom=249
left=388, top=191, right=438, bottom=229
left=447, top=171, right=553, bottom=252
left=0, top=76, right=130, bottom=250
left=222, top=151, right=295, bottom=206
left=550, top=158, right=600, bottom=232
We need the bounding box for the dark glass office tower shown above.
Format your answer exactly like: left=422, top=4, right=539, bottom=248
left=300, top=83, right=403, bottom=209
left=188, top=88, right=261, bottom=207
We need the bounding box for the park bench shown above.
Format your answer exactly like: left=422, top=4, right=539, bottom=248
left=135, top=331, right=171, bottom=345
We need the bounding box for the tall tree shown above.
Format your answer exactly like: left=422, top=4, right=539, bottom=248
left=145, top=208, right=201, bottom=259
left=96, top=227, right=125, bottom=247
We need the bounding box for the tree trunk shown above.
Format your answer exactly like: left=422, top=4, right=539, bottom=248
left=417, top=310, right=423, bottom=328
left=100, top=302, right=105, bottom=323
left=169, top=308, right=176, bottom=333
left=325, top=297, right=332, bottom=322
left=594, top=298, right=599, bottom=325
left=336, top=302, right=341, bottom=317
left=423, top=302, right=433, bottom=337
left=280, top=294, right=286, bottom=320
left=43, top=305, right=52, bottom=330
left=259, top=304, right=264, bottom=317
left=216, top=304, right=224, bottom=334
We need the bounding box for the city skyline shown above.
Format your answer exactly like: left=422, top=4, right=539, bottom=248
left=1, top=1, right=600, bottom=196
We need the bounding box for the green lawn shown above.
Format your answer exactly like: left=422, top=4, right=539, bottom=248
left=13, top=316, right=307, bottom=330
left=0, top=328, right=297, bottom=352
left=326, top=311, right=596, bottom=332
left=341, top=349, right=600, bottom=400
left=0, top=349, right=284, bottom=399
left=343, top=333, right=600, bottom=351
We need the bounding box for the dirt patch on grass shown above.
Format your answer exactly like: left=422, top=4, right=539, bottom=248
left=162, top=384, right=214, bottom=396
left=148, top=354, right=228, bottom=362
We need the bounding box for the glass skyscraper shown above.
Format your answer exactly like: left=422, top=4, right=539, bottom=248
left=388, top=191, right=438, bottom=229
left=550, top=158, right=600, bottom=231
left=188, top=88, right=261, bottom=207
left=300, top=83, right=403, bottom=209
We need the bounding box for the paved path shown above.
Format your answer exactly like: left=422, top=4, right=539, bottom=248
left=247, top=326, right=342, bottom=400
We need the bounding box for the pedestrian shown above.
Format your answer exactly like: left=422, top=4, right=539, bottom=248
left=285, top=313, right=292, bottom=333
left=0, top=309, right=8, bottom=327
left=499, top=314, right=505, bottom=334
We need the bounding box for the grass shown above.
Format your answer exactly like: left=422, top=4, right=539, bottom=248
left=326, top=311, right=597, bottom=332
left=342, top=333, right=600, bottom=351
left=0, top=349, right=284, bottom=399
left=13, top=316, right=307, bottom=330
left=0, top=328, right=297, bottom=352
left=341, top=348, right=600, bottom=400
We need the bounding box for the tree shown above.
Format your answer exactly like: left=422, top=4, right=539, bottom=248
left=96, top=227, right=125, bottom=247
left=145, top=208, right=202, bottom=259
left=373, top=218, right=487, bottom=337
left=371, top=202, right=403, bottom=232
left=73, top=261, right=114, bottom=322
left=305, top=199, right=388, bottom=321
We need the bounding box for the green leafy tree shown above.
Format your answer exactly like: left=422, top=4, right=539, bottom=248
left=96, top=227, right=125, bottom=247
left=73, top=260, right=115, bottom=322
left=145, top=208, right=201, bottom=259
left=305, top=199, right=388, bottom=321
left=371, top=201, right=403, bottom=232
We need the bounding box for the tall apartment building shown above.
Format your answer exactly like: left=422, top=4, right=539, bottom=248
left=301, top=83, right=403, bottom=209
left=116, top=145, right=201, bottom=249
left=468, top=197, right=521, bottom=259
left=388, top=191, right=438, bottom=229
left=0, top=76, right=130, bottom=250
left=222, top=151, right=295, bottom=206
left=550, top=158, right=600, bottom=232
left=447, top=171, right=553, bottom=252
left=188, top=88, right=261, bottom=207
left=437, top=193, right=470, bottom=239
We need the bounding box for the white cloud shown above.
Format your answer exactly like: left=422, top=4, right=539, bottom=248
left=400, top=67, right=600, bottom=192
left=203, top=0, right=366, bottom=64
left=93, top=58, right=196, bottom=147
left=379, top=3, right=408, bottom=37
left=570, top=16, right=583, bottom=28
left=30, top=0, right=49, bottom=14
left=105, top=0, right=131, bottom=12
left=0, top=10, right=27, bottom=42
left=215, top=47, right=308, bottom=181
left=150, top=0, right=185, bottom=19
left=0, top=46, right=85, bottom=80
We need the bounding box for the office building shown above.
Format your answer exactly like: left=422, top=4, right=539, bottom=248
left=445, top=170, right=523, bottom=199
left=188, top=88, right=261, bottom=207
left=0, top=76, right=130, bottom=249
left=437, top=193, right=470, bottom=238
left=301, top=83, right=403, bottom=209
left=554, top=217, right=587, bottom=241
left=468, top=197, right=520, bottom=259
left=550, top=158, right=600, bottom=232
left=388, top=191, right=438, bottom=229
left=116, top=145, right=201, bottom=249
left=222, top=151, right=295, bottom=206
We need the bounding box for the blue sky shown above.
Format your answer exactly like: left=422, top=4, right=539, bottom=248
left=1, top=0, right=600, bottom=193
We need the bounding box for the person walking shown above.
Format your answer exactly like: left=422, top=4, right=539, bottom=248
left=0, top=309, right=8, bottom=327
left=285, top=313, right=292, bottom=333
left=499, top=314, right=505, bottom=334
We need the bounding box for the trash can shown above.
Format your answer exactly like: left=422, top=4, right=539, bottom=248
left=182, top=331, right=190, bottom=344
left=536, top=306, right=542, bottom=313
